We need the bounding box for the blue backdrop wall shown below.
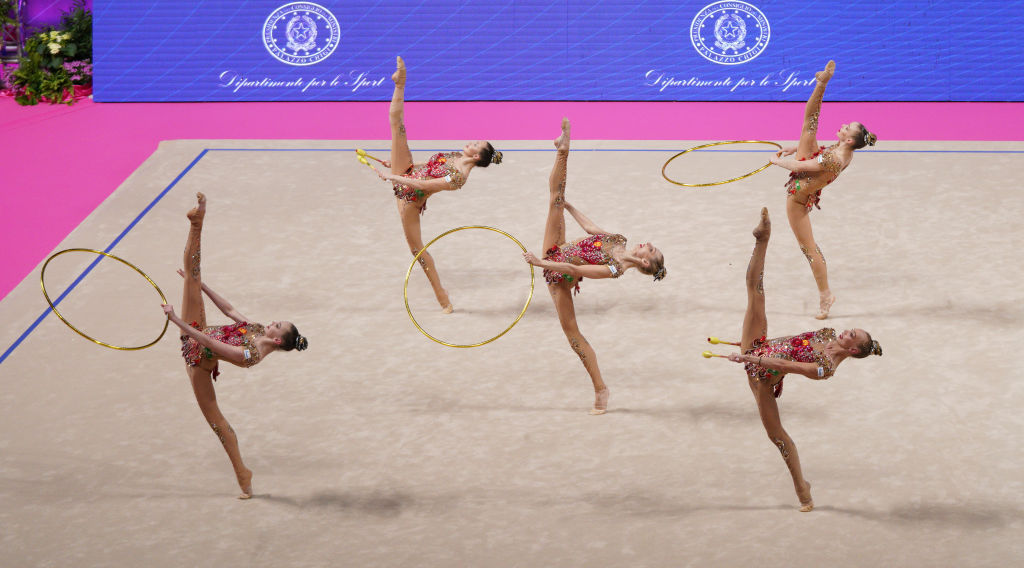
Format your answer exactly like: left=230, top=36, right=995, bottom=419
left=93, top=0, right=1022, bottom=102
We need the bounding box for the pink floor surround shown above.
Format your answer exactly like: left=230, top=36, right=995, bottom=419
left=1, top=98, right=1021, bottom=301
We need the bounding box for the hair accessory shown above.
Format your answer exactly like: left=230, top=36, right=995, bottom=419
left=294, top=335, right=308, bottom=351
left=870, top=339, right=882, bottom=356
left=652, top=266, right=667, bottom=281
left=863, top=130, right=877, bottom=147
left=490, top=150, right=503, bottom=165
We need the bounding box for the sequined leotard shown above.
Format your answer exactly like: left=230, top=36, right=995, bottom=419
left=785, top=145, right=845, bottom=210
left=543, top=234, right=626, bottom=294
left=180, top=322, right=265, bottom=380
left=393, top=152, right=466, bottom=213
left=744, top=328, right=838, bottom=398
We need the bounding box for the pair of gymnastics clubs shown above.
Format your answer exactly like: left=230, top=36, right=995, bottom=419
left=702, top=336, right=739, bottom=359
left=355, top=148, right=385, bottom=168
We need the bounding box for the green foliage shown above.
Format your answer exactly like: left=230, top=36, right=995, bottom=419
left=11, top=63, right=72, bottom=106
left=10, top=2, right=92, bottom=105
left=0, top=0, right=15, bottom=30
left=60, top=0, right=92, bottom=62
left=10, top=42, right=74, bottom=106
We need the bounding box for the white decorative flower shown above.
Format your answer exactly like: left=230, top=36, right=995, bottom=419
left=49, top=30, right=58, bottom=39
left=62, top=33, right=71, bottom=41
left=48, top=42, right=60, bottom=54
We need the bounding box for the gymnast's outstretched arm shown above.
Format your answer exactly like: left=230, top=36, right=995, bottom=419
left=373, top=168, right=460, bottom=193
left=727, top=353, right=830, bottom=380
left=564, top=202, right=610, bottom=235
left=522, top=252, right=615, bottom=280
left=177, top=269, right=249, bottom=323
left=768, top=155, right=825, bottom=174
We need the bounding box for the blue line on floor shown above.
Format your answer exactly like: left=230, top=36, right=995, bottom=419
left=0, top=150, right=210, bottom=366
left=4, top=142, right=1022, bottom=364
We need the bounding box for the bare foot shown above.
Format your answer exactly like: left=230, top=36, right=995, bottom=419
left=186, top=192, right=206, bottom=224
left=392, top=56, right=406, bottom=87
left=797, top=480, right=814, bottom=512
left=589, top=388, right=609, bottom=415
left=237, top=468, right=253, bottom=500
left=815, top=292, right=835, bottom=320
left=753, top=207, right=771, bottom=241
left=439, top=289, right=453, bottom=314
left=815, top=60, right=835, bottom=85
left=554, top=117, right=570, bottom=152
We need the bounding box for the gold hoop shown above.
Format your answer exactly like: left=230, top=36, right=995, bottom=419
left=40, top=248, right=170, bottom=351
left=661, top=140, right=783, bottom=187
left=404, top=226, right=535, bottom=348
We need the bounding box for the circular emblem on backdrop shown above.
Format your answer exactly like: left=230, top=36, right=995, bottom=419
left=690, top=1, right=770, bottom=65
left=263, top=2, right=341, bottom=66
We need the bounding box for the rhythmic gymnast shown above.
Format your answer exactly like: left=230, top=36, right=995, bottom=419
left=160, top=193, right=307, bottom=499
left=523, top=119, right=666, bottom=415
left=366, top=56, right=502, bottom=314
left=768, top=60, right=876, bottom=319
left=724, top=207, right=881, bottom=511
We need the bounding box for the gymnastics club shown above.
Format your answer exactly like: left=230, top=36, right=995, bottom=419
left=707, top=336, right=740, bottom=346
left=357, top=155, right=374, bottom=169
left=702, top=351, right=728, bottom=359
left=356, top=148, right=386, bottom=164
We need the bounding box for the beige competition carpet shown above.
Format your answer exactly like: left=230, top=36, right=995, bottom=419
left=1, top=139, right=1022, bottom=567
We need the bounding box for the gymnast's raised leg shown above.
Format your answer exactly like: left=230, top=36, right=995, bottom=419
left=181, top=193, right=253, bottom=499
left=543, top=119, right=610, bottom=415
left=743, top=208, right=814, bottom=511
left=388, top=56, right=452, bottom=312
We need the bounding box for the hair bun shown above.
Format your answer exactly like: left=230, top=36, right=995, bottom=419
left=865, top=131, right=877, bottom=147
left=870, top=339, right=882, bottom=356
left=295, top=335, right=309, bottom=352
left=652, top=266, right=667, bottom=282
left=490, top=150, right=503, bottom=165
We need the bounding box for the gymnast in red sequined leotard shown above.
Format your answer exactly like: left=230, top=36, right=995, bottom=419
left=522, top=118, right=666, bottom=416
left=161, top=193, right=308, bottom=499
left=766, top=60, right=876, bottom=320
left=542, top=233, right=626, bottom=294
left=365, top=56, right=503, bottom=314
left=721, top=207, right=882, bottom=513
left=783, top=144, right=844, bottom=211
left=180, top=321, right=266, bottom=381
left=390, top=151, right=466, bottom=213
left=742, top=328, right=838, bottom=399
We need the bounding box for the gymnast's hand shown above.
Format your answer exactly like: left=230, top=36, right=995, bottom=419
left=522, top=252, right=542, bottom=266
left=776, top=146, right=797, bottom=158
left=727, top=353, right=748, bottom=363
left=373, top=167, right=394, bottom=182
left=161, top=303, right=177, bottom=319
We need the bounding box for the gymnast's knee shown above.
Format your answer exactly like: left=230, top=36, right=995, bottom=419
left=561, top=323, right=583, bottom=340
left=410, top=248, right=430, bottom=267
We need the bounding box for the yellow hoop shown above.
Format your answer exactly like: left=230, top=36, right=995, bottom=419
left=661, top=140, right=783, bottom=187
left=404, top=226, right=535, bottom=348
left=40, top=248, right=169, bottom=351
